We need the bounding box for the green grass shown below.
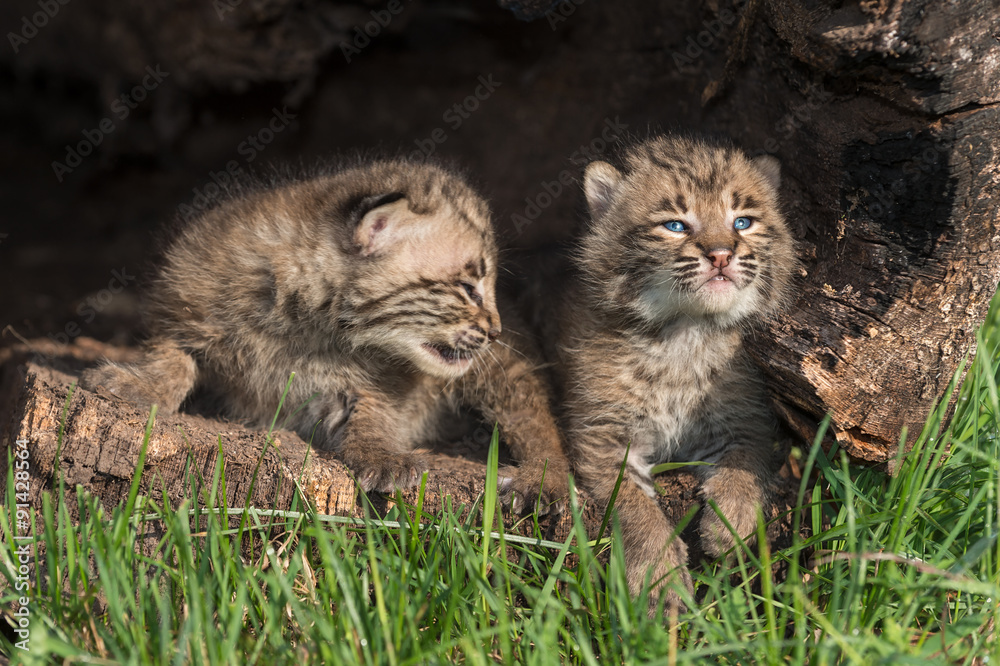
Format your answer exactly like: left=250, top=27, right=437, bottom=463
left=3, top=293, right=1000, bottom=664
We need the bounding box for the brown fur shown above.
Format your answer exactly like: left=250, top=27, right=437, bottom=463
left=554, top=136, right=796, bottom=609
left=81, top=159, right=569, bottom=513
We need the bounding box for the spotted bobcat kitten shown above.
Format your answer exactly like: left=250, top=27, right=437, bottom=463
left=81, top=159, right=569, bottom=512
left=557, top=136, right=796, bottom=606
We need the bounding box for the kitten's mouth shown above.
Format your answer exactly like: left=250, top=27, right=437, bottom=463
left=701, top=273, right=736, bottom=289
left=422, top=342, right=476, bottom=366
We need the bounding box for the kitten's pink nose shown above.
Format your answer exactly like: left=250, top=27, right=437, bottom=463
left=488, top=324, right=502, bottom=342
left=708, top=249, right=733, bottom=269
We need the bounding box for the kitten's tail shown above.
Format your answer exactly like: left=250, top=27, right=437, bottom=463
left=79, top=337, right=198, bottom=414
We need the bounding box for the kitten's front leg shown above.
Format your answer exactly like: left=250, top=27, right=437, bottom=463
left=80, top=337, right=198, bottom=413
left=460, top=339, right=570, bottom=515
left=314, top=391, right=427, bottom=493
left=697, top=443, right=774, bottom=559
left=575, top=433, right=693, bottom=616
left=616, top=481, right=693, bottom=614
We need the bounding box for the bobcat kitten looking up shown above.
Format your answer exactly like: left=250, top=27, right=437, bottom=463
left=556, top=136, right=796, bottom=606
left=81, top=159, right=569, bottom=512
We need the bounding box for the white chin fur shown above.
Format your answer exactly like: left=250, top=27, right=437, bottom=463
left=695, top=282, right=743, bottom=312
left=638, top=281, right=759, bottom=324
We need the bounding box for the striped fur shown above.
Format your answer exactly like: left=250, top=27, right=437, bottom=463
left=556, top=136, right=797, bottom=610
left=81, top=159, right=569, bottom=512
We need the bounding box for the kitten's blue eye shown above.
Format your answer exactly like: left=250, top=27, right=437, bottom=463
left=734, top=217, right=752, bottom=230
left=664, top=220, right=687, bottom=232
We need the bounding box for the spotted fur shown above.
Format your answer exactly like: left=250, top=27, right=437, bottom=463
left=81, top=159, right=569, bottom=512
left=556, top=135, right=796, bottom=610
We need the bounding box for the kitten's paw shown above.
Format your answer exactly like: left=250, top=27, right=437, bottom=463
left=80, top=365, right=156, bottom=410
left=80, top=348, right=196, bottom=414
left=352, top=453, right=428, bottom=493
left=699, top=502, right=761, bottom=560
left=497, top=463, right=570, bottom=515
left=633, top=541, right=693, bottom=618
left=699, top=512, right=735, bottom=559
left=649, top=584, right=690, bottom=619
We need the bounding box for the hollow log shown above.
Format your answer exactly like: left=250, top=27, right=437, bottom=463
left=1, top=0, right=997, bottom=469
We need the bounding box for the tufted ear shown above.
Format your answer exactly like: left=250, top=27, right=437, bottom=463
left=353, top=197, right=414, bottom=256
left=583, top=160, right=624, bottom=221
left=753, top=154, right=781, bottom=191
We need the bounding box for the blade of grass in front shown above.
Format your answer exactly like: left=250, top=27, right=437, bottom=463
left=114, top=405, right=157, bottom=546
left=481, top=424, right=500, bottom=619
left=596, top=443, right=630, bottom=545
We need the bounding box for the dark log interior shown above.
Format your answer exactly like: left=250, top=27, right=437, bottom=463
left=2, top=0, right=998, bottom=476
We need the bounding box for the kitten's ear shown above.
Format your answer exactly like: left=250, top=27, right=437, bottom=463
left=354, top=197, right=412, bottom=256
left=584, top=161, right=623, bottom=220
left=753, top=155, right=781, bottom=191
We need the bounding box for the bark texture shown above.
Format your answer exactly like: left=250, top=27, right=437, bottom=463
left=728, top=0, right=1000, bottom=459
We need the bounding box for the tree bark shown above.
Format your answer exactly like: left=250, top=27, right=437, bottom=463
left=708, top=0, right=1000, bottom=460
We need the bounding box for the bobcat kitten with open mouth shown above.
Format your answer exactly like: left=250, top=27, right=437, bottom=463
left=81, top=159, right=569, bottom=513
left=556, top=135, right=796, bottom=607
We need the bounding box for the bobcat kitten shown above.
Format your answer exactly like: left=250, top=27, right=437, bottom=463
left=556, top=136, right=796, bottom=605
left=81, top=159, right=569, bottom=512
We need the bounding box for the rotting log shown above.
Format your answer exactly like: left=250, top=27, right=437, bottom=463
left=695, top=0, right=1000, bottom=460
left=0, top=340, right=797, bottom=557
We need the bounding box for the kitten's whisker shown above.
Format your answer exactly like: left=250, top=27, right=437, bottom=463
left=493, top=339, right=532, bottom=363
left=484, top=345, right=509, bottom=387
